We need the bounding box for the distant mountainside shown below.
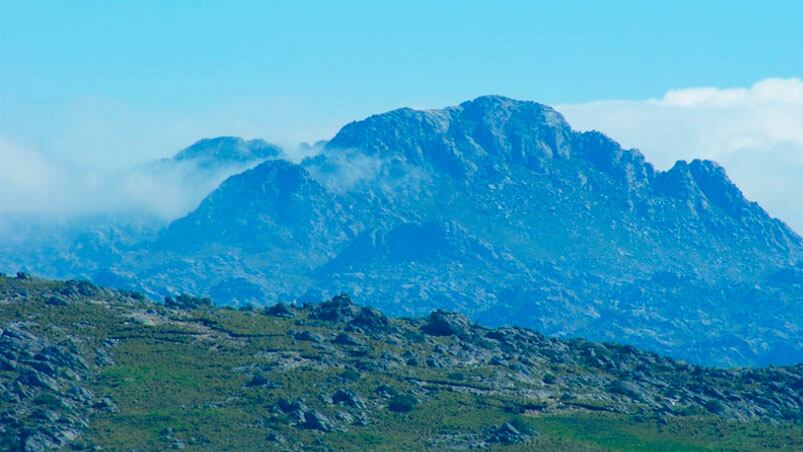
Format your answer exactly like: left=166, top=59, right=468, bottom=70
left=2, top=276, right=801, bottom=450
left=0, top=136, right=284, bottom=291
left=167, top=136, right=284, bottom=169
left=2, top=97, right=801, bottom=367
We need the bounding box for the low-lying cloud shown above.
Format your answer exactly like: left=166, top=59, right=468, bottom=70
left=559, top=78, right=803, bottom=234
left=0, top=135, right=267, bottom=222
left=1, top=79, right=801, bottom=235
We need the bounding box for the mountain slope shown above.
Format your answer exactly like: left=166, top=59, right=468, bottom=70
left=1, top=276, right=801, bottom=450
left=4, top=97, right=801, bottom=367
left=124, top=96, right=802, bottom=367
left=0, top=136, right=287, bottom=296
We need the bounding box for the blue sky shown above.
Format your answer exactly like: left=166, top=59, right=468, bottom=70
left=2, top=1, right=802, bottom=149
left=1, top=1, right=803, bottom=231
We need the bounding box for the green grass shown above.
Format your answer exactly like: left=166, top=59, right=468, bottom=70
left=1, top=277, right=801, bottom=451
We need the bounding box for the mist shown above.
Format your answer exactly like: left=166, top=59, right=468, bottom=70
left=560, top=78, right=803, bottom=234
left=0, top=135, right=290, bottom=224
left=2, top=79, right=802, bottom=236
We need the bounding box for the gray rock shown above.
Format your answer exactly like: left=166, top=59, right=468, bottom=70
left=93, top=397, right=119, bottom=413
left=0, top=356, right=17, bottom=371
left=309, top=294, right=360, bottom=322
left=331, top=389, right=365, bottom=408
left=301, top=411, right=334, bottom=432
left=293, top=330, right=324, bottom=343
left=274, top=399, right=308, bottom=423
left=609, top=380, right=646, bottom=402
left=421, top=310, right=472, bottom=337
left=265, top=303, right=295, bottom=318
left=44, top=296, right=68, bottom=306
left=18, top=370, right=61, bottom=392
left=352, top=412, right=369, bottom=426
left=333, top=333, right=363, bottom=346
left=348, top=307, right=391, bottom=332
left=487, top=421, right=532, bottom=444
left=22, top=430, right=60, bottom=452
left=266, top=432, right=284, bottom=443
left=246, top=373, right=276, bottom=388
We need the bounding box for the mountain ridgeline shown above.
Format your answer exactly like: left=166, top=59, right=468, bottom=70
left=8, top=96, right=803, bottom=367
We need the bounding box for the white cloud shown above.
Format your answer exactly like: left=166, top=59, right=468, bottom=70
left=0, top=135, right=268, bottom=221
left=559, top=78, right=803, bottom=234
left=0, top=138, right=64, bottom=212
left=2, top=80, right=801, bottom=236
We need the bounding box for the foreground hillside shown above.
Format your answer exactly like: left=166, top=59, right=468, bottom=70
left=1, top=275, right=801, bottom=451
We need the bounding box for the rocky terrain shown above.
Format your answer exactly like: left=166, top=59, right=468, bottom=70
left=1, top=275, right=801, bottom=450
left=1, top=97, right=801, bottom=368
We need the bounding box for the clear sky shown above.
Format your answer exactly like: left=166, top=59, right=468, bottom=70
left=2, top=1, right=802, bottom=152
left=1, top=1, right=802, bottom=230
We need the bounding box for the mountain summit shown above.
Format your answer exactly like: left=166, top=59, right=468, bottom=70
left=171, top=136, right=284, bottom=169
left=9, top=97, right=803, bottom=367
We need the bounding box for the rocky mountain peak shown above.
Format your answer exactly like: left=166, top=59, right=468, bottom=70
left=324, top=99, right=566, bottom=185
left=687, top=159, right=751, bottom=215
left=455, top=95, right=570, bottom=131
left=655, top=159, right=756, bottom=217
left=172, top=136, right=284, bottom=169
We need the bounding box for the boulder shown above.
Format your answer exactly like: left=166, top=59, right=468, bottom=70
left=309, top=294, right=360, bottom=322
left=44, top=296, right=68, bottom=307
left=331, top=389, right=365, bottom=408
left=246, top=373, right=276, bottom=388
left=421, top=310, right=472, bottom=337
left=274, top=399, right=308, bottom=423
left=59, top=280, right=100, bottom=298
left=348, top=307, right=391, bottom=332
left=164, top=294, right=213, bottom=310
left=293, top=331, right=325, bottom=343
left=333, top=333, right=363, bottom=346
left=18, top=369, right=61, bottom=392
left=301, top=411, right=334, bottom=432
left=93, top=396, right=119, bottom=413
left=265, top=303, right=295, bottom=318
left=608, top=380, right=646, bottom=402
left=487, top=421, right=532, bottom=444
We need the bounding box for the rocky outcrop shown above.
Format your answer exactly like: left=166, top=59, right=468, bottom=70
left=0, top=278, right=801, bottom=450
left=0, top=324, right=106, bottom=451
left=421, top=310, right=473, bottom=337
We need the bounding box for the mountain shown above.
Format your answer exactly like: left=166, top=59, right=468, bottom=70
left=0, top=136, right=285, bottom=291
left=3, top=97, right=801, bottom=367
left=1, top=275, right=801, bottom=450
left=167, top=136, right=284, bottom=170
left=139, top=136, right=286, bottom=218
left=117, top=96, right=799, bottom=367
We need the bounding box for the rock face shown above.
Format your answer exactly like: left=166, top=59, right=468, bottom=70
left=421, top=310, right=473, bottom=337
left=3, top=97, right=803, bottom=367
left=0, top=324, right=102, bottom=450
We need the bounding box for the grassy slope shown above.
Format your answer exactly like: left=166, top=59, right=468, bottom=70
left=0, top=278, right=801, bottom=451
